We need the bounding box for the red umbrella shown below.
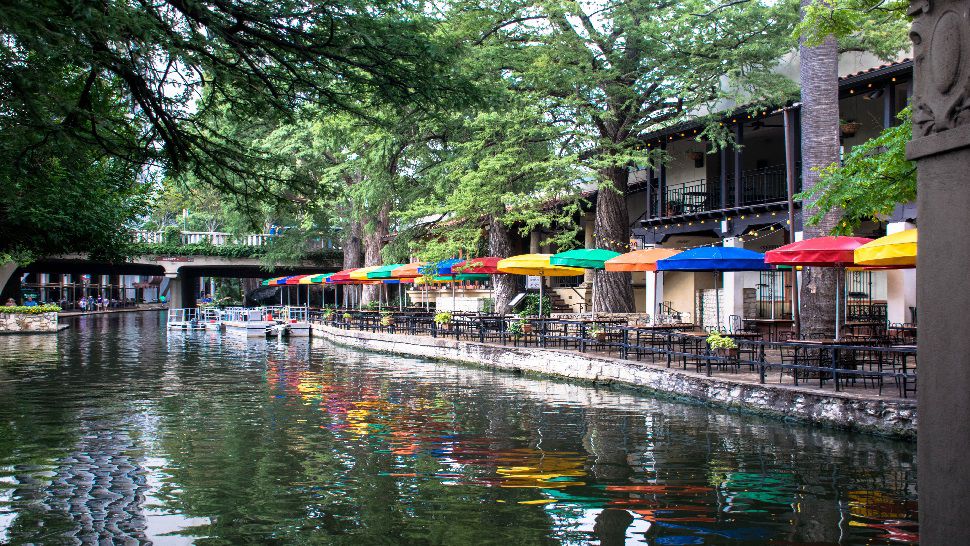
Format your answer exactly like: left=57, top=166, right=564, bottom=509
left=765, top=236, right=873, bottom=266
left=453, top=257, right=503, bottom=274
left=328, top=268, right=359, bottom=283
left=765, top=236, right=873, bottom=339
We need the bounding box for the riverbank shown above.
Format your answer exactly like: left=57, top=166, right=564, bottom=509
left=312, top=324, right=917, bottom=439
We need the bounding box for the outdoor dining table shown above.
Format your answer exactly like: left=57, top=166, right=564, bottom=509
left=742, top=318, right=794, bottom=341
left=842, top=320, right=885, bottom=337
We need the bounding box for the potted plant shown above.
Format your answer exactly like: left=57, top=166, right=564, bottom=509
left=380, top=311, right=395, bottom=327
left=508, top=318, right=529, bottom=338
left=322, top=308, right=334, bottom=322
left=342, top=312, right=352, bottom=322
left=706, top=332, right=739, bottom=358
left=588, top=323, right=607, bottom=341
left=434, top=311, right=453, bottom=330
left=515, top=312, right=534, bottom=334
left=840, top=120, right=861, bottom=137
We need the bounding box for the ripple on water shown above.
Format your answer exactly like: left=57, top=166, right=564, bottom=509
left=0, top=312, right=918, bottom=544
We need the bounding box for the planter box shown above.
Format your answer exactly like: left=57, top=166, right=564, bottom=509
left=0, top=312, right=59, bottom=333
left=715, top=347, right=740, bottom=359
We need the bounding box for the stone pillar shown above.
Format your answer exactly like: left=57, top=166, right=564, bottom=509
left=529, top=230, right=540, bottom=254
left=721, top=237, right=746, bottom=331
left=886, top=221, right=917, bottom=323
left=165, top=275, right=182, bottom=309
left=906, top=2, right=970, bottom=542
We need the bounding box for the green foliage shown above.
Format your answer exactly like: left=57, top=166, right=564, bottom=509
left=706, top=332, right=738, bottom=350
left=519, top=294, right=552, bottom=318
left=507, top=319, right=528, bottom=338
left=433, top=312, right=453, bottom=325
left=0, top=304, right=61, bottom=315
left=796, top=0, right=910, bottom=60
left=480, top=298, right=495, bottom=314
left=798, top=108, right=915, bottom=234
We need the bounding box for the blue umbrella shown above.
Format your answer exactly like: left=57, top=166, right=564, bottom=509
left=419, top=259, right=465, bottom=310
left=657, top=247, right=770, bottom=330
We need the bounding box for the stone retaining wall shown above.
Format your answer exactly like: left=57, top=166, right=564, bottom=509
left=312, top=324, right=916, bottom=439
left=0, top=312, right=60, bottom=333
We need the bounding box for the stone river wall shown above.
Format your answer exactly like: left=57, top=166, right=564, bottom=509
left=312, top=324, right=916, bottom=439
left=0, top=312, right=60, bottom=333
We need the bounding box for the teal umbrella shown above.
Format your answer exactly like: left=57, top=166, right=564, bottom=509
left=551, top=248, right=622, bottom=313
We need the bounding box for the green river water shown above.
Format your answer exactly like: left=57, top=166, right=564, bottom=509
left=0, top=312, right=917, bottom=545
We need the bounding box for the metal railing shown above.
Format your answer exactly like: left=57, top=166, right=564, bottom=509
left=132, top=230, right=338, bottom=250
left=651, top=164, right=796, bottom=218
left=312, top=311, right=917, bottom=399
left=665, top=178, right=721, bottom=215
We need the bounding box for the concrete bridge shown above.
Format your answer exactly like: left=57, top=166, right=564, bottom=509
left=0, top=230, right=342, bottom=307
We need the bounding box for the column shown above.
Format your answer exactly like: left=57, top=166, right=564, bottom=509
left=659, top=142, right=667, bottom=217
left=644, top=271, right=664, bottom=323
left=165, top=275, right=181, bottom=309
left=733, top=123, right=743, bottom=207
left=645, top=167, right=654, bottom=218
left=721, top=237, right=746, bottom=331
left=885, top=221, right=916, bottom=324
left=907, top=4, right=970, bottom=541
left=719, top=149, right=728, bottom=209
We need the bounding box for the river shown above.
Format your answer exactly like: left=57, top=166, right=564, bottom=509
left=0, top=312, right=917, bottom=544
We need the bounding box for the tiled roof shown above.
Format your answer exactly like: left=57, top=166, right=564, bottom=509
left=839, top=58, right=912, bottom=81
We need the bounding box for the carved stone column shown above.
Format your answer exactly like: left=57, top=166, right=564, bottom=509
left=907, top=1, right=970, bottom=542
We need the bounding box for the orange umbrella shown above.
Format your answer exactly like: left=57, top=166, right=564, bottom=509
left=391, top=262, right=425, bottom=279
left=605, top=248, right=682, bottom=323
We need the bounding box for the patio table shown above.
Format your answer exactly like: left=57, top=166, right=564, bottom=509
left=742, top=318, right=794, bottom=341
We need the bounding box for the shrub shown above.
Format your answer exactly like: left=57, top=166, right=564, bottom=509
left=706, top=332, right=738, bottom=350
left=519, top=293, right=552, bottom=317
left=0, top=304, right=61, bottom=315
left=433, top=312, right=452, bottom=325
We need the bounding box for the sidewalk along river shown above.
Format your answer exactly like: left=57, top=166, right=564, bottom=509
left=0, top=312, right=917, bottom=544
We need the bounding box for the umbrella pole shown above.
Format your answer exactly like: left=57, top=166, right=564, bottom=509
left=452, top=279, right=456, bottom=312
left=835, top=268, right=842, bottom=340
left=714, top=271, right=721, bottom=332
left=652, top=271, right=658, bottom=324
left=539, top=277, right=542, bottom=319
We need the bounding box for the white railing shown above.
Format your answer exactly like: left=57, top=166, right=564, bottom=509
left=132, top=230, right=339, bottom=250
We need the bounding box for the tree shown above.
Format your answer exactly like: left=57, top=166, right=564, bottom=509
left=0, top=0, right=467, bottom=261
left=478, top=0, right=799, bottom=311
left=799, top=108, right=914, bottom=234
left=795, top=0, right=909, bottom=336
left=797, top=0, right=843, bottom=338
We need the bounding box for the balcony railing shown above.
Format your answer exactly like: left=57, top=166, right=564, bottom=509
left=132, top=230, right=338, bottom=250
left=648, top=164, right=797, bottom=219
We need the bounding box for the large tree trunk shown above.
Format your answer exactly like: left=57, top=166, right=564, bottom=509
left=361, top=202, right=391, bottom=305
left=593, top=166, right=635, bottom=313
left=342, top=213, right=364, bottom=308
left=488, top=216, right=519, bottom=315
left=798, top=0, right=841, bottom=339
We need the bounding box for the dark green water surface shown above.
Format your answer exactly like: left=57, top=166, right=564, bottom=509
left=0, top=312, right=917, bottom=544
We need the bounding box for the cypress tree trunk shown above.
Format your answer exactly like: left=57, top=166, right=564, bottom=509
left=488, top=216, right=519, bottom=315
left=593, top=166, right=635, bottom=313
left=798, top=0, right=841, bottom=338
left=361, top=202, right=391, bottom=304
left=342, top=213, right=364, bottom=308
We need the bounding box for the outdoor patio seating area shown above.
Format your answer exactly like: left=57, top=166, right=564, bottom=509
left=310, top=310, right=917, bottom=400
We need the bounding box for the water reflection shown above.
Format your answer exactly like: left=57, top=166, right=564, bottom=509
left=0, top=312, right=917, bottom=544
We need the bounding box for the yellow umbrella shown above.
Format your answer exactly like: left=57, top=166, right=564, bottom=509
left=854, top=229, right=917, bottom=268
left=497, top=254, right=584, bottom=316
left=349, top=266, right=383, bottom=280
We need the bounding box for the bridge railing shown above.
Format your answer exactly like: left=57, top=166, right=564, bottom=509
left=132, top=230, right=339, bottom=250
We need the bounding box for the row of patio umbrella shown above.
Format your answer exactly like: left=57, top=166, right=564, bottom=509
left=261, top=229, right=916, bottom=333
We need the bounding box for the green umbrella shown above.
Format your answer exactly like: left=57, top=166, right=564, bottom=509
left=550, top=248, right=622, bottom=314
left=366, top=264, right=405, bottom=279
